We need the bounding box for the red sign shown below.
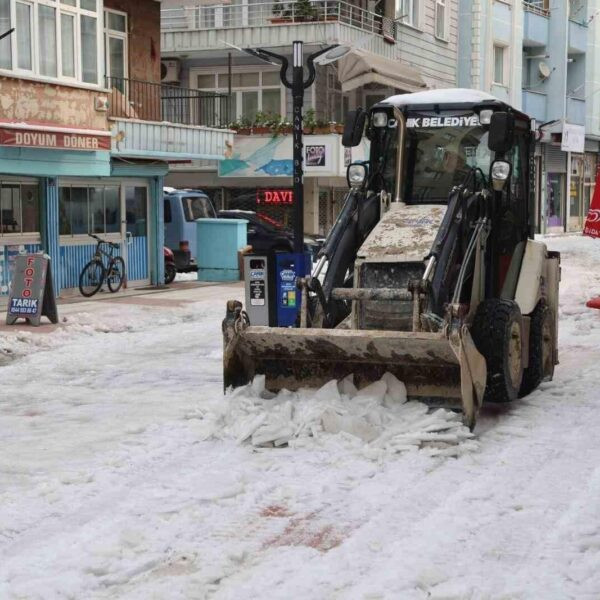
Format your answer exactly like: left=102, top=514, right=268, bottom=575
left=0, top=127, right=110, bottom=151
left=584, top=164, right=600, bottom=238
left=256, top=189, right=294, bottom=205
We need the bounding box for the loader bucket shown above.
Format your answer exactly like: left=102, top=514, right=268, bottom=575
left=224, top=326, right=465, bottom=404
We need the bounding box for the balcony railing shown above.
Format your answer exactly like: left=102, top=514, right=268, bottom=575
left=106, top=77, right=230, bottom=129
left=161, top=0, right=396, bottom=39
left=523, top=1, right=550, bottom=17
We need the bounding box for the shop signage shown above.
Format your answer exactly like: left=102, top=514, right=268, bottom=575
left=0, top=127, right=111, bottom=151
left=256, top=189, right=294, bottom=205
left=306, top=144, right=326, bottom=167
left=6, top=254, right=58, bottom=326
left=561, top=123, right=585, bottom=153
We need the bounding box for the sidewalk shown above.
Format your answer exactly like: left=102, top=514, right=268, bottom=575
left=0, top=280, right=244, bottom=335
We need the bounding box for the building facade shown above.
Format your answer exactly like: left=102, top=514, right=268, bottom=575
left=0, top=0, right=231, bottom=297
left=458, top=0, right=600, bottom=233
left=161, top=0, right=459, bottom=235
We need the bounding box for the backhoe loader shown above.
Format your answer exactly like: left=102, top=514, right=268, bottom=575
left=222, top=88, right=560, bottom=429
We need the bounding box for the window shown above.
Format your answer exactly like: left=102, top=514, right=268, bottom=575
left=196, top=70, right=284, bottom=120
left=0, top=0, right=100, bottom=85
left=182, top=196, right=216, bottom=221
left=493, top=44, right=507, bottom=85
left=59, top=185, right=120, bottom=236
left=0, top=0, right=11, bottom=69
left=104, top=9, right=127, bottom=88
left=164, top=198, right=172, bottom=224
left=435, top=0, right=447, bottom=39
left=396, top=0, right=418, bottom=26
left=0, top=182, right=40, bottom=235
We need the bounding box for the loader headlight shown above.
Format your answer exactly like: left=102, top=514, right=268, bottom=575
left=372, top=111, right=389, bottom=128
left=478, top=108, right=494, bottom=125
left=347, top=162, right=368, bottom=188
left=490, top=160, right=511, bottom=191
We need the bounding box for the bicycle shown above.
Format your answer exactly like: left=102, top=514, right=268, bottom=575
left=78, top=234, right=126, bottom=297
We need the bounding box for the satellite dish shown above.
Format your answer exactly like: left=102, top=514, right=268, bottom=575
left=313, top=45, right=352, bottom=66
left=538, top=61, right=551, bottom=79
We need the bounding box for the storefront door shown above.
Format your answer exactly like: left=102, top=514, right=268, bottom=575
left=568, top=154, right=584, bottom=232
left=123, top=185, right=150, bottom=284
left=546, top=173, right=565, bottom=233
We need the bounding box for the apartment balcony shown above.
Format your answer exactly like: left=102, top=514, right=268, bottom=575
left=106, top=77, right=233, bottom=161
left=161, top=1, right=398, bottom=59
left=522, top=90, right=547, bottom=122
left=523, top=3, right=549, bottom=47
left=568, top=19, right=587, bottom=54
left=566, top=96, right=585, bottom=125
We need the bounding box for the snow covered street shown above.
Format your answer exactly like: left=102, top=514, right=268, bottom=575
left=2, top=236, right=600, bottom=599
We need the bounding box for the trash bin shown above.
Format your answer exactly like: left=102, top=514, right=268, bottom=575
left=196, top=218, right=248, bottom=281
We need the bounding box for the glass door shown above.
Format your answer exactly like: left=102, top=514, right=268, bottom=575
left=123, top=186, right=150, bottom=284
left=546, top=173, right=565, bottom=232
left=568, top=155, right=584, bottom=232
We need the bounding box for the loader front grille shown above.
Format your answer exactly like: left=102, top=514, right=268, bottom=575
left=358, top=262, right=424, bottom=331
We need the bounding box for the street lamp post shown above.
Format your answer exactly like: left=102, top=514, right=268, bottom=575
left=239, top=41, right=341, bottom=255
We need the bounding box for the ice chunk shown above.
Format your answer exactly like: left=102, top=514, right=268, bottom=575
left=315, top=379, right=341, bottom=402
left=382, top=372, right=408, bottom=405
left=338, top=373, right=358, bottom=397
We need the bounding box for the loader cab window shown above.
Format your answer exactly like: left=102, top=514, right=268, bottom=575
left=403, top=114, right=492, bottom=204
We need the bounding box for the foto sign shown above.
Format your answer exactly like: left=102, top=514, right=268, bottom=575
left=6, top=254, right=58, bottom=326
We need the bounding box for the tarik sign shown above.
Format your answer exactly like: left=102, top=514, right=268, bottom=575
left=6, top=254, right=58, bottom=326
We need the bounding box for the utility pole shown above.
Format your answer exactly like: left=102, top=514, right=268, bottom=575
left=235, top=41, right=344, bottom=255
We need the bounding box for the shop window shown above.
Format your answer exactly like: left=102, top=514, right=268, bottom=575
left=59, top=185, right=120, bottom=236
left=0, top=182, right=40, bottom=235
left=125, top=187, right=147, bottom=237
left=0, top=0, right=100, bottom=85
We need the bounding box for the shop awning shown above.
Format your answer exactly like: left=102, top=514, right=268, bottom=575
left=337, top=50, right=426, bottom=94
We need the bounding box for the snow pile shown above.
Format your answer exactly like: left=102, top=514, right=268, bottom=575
left=201, top=373, right=477, bottom=458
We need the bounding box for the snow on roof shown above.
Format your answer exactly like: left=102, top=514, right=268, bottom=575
left=383, top=88, right=500, bottom=108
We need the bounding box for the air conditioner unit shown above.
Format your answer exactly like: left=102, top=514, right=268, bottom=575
left=161, top=59, right=180, bottom=84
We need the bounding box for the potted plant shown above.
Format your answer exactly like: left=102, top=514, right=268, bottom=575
left=270, top=0, right=291, bottom=23
left=303, top=108, right=317, bottom=134
left=293, top=0, right=318, bottom=21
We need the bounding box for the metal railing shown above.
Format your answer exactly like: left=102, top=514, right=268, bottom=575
left=523, top=1, right=550, bottom=17
left=106, top=76, right=230, bottom=129
left=161, top=0, right=396, bottom=39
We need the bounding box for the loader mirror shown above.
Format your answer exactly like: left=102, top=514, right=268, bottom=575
left=488, top=111, right=515, bottom=154
left=342, top=108, right=367, bottom=147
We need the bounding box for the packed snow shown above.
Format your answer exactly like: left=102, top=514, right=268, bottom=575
left=1, top=235, right=600, bottom=598
left=201, top=374, right=476, bottom=458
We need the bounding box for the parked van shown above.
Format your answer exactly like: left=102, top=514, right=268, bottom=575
left=164, top=188, right=216, bottom=270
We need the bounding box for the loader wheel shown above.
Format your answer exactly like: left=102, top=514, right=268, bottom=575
left=520, top=301, right=555, bottom=397
left=471, top=299, right=524, bottom=403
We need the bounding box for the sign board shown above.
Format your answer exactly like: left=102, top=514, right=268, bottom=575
left=6, top=254, right=58, bottom=326
left=584, top=164, right=600, bottom=238
left=0, top=127, right=110, bottom=151
left=256, top=189, right=294, bottom=205
left=561, top=123, right=585, bottom=153
left=305, top=144, right=326, bottom=167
